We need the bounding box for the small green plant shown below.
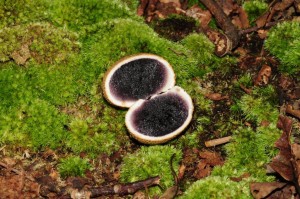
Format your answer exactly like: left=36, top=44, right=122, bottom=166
left=180, top=176, right=251, bottom=199
left=58, top=156, right=91, bottom=178
left=0, top=22, right=80, bottom=64
left=234, top=85, right=279, bottom=125
left=120, top=145, right=182, bottom=195
left=49, top=0, right=137, bottom=30
left=243, top=0, right=268, bottom=25
left=265, top=21, right=300, bottom=74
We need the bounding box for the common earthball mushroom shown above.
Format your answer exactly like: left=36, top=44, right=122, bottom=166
left=125, top=86, right=194, bottom=144
left=102, top=53, right=175, bottom=108
left=102, top=53, right=193, bottom=144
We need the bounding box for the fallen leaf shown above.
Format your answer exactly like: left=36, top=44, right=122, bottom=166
left=204, top=93, right=229, bottom=101
left=159, top=186, right=178, bottom=199
left=286, top=104, right=300, bottom=120
left=186, top=5, right=212, bottom=29
left=268, top=116, right=293, bottom=181
left=230, top=173, right=250, bottom=182
left=10, top=43, right=31, bottom=65
left=177, top=164, right=186, bottom=181
left=250, top=182, right=287, bottom=199
left=254, top=65, right=272, bottom=86
left=198, top=150, right=224, bottom=166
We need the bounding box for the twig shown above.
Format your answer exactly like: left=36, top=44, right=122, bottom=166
left=239, top=21, right=281, bottom=35
left=199, top=0, right=240, bottom=51
left=286, top=105, right=300, bottom=120
left=205, top=136, right=232, bottom=147
left=89, top=176, right=160, bottom=197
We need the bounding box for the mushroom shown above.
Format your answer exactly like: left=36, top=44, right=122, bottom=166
left=103, top=53, right=175, bottom=108
left=103, top=53, right=193, bottom=144
left=125, top=86, right=194, bottom=144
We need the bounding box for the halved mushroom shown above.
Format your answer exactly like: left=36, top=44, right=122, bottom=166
left=125, top=86, right=194, bottom=144
left=103, top=53, right=175, bottom=108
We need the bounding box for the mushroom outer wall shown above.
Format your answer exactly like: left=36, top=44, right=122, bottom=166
left=125, top=86, right=194, bottom=144
left=102, top=53, right=176, bottom=108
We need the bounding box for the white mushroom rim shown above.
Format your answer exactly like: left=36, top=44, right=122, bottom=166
left=103, top=53, right=175, bottom=108
left=125, top=86, right=194, bottom=144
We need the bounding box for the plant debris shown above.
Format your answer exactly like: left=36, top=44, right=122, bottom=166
left=250, top=116, right=300, bottom=198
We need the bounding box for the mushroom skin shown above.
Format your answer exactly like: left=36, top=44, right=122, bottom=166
left=103, top=53, right=175, bottom=108
left=125, top=86, right=194, bottom=144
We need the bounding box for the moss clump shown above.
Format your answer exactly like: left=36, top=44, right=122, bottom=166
left=49, top=0, right=138, bottom=30
left=180, top=33, right=215, bottom=66
left=0, top=22, right=80, bottom=64
left=243, top=0, right=268, bottom=25
left=233, top=85, right=279, bottom=125
left=0, top=98, right=68, bottom=149
left=65, top=116, right=122, bottom=156
left=0, top=0, right=50, bottom=29
left=213, top=125, right=280, bottom=178
left=265, top=21, right=300, bottom=74
left=81, top=18, right=206, bottom=89
left=120, top=145, right=182, bottom=195
left=180, top=176, right=251, bottom=199
left=58, top=156, right=91, bottom=178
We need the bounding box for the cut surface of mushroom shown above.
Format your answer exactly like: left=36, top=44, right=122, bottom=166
left=125, top=86, right=194, bottom=144
left=103, top=53, right=175, bottom=108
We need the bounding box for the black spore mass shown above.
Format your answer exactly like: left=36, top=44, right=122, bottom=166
left=132, top=93, right=189, bottom=137
left=110, top=58, right=167, bottom=101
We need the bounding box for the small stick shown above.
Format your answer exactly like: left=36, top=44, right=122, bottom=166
left=205, top=136, right=232, bottom=147
left=286, top=105, right=300, bottom=120
left=89, top=176, right=160, bottom=197
left=199, top=0, right=240, bottom=49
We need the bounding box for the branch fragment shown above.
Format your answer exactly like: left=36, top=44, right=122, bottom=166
left=89, top=176, right=160, bottom=197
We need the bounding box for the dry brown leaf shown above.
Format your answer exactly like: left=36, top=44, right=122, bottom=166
left=256, top=12, right=269, bottom=28
left=177, top=164, right=186, bottom=182
left=286, top=104, right=300, bottom=120
left=204, top=93, right=229, bottom=101
left=230, top=173, right=250, bottom=182
left=250, top=182, right=287, bottom=199
left=254, top=65, right=272, bottom=86
left=186, top=5, right=212, bottom=29
left=11, top=43, right=31, bottom=65
left=159, top=186, right=178, bottom=199
left=268, top=116, right=293, bottom=181
left=199, top=150, right=224, bottom=166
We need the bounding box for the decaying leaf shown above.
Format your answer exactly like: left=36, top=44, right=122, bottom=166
left=193, top=150, right=224, bottom=179
left=251, top=116, right=300, bottom=198
left=186, top=5, right=212, bottom=29
left=204, top=92, right=229, bottom=101
left=254, top=65, right=272, bottom=86
left=286, top=104, right=300, bottom=120
left=10, top=43, right=31, bottom=65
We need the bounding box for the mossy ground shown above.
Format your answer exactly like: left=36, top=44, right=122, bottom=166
left=0, top=0, right=299, bottom=198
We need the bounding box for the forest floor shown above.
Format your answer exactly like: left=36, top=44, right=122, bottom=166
left=1, top=0, right=300, bottom=198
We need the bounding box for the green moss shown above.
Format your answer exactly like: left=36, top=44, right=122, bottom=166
left=0, top=98, right=68, bottom=149
left=81, top=19, right=206, bottom=89
left=180, top=33, right=215, bottom=66
left=49, top=0, right=138, bottom=30
left=214, top=125, right=280, bottom=178
left=265, top=21, right=300, bottom=74
left=180, top=176, right=251, bottom=199
left=58, top=156, right=91, bottom=178
left=235, top=85, right=279, bottom=125
left=0, top=0, right=50, bottom=29
left=65, top=116, right=122, bottom=156
left=243, top=0, right=268, bottom=25
left=120, top=145, right=182, bottom=195
left=0, top=22, right=80, bottom=64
